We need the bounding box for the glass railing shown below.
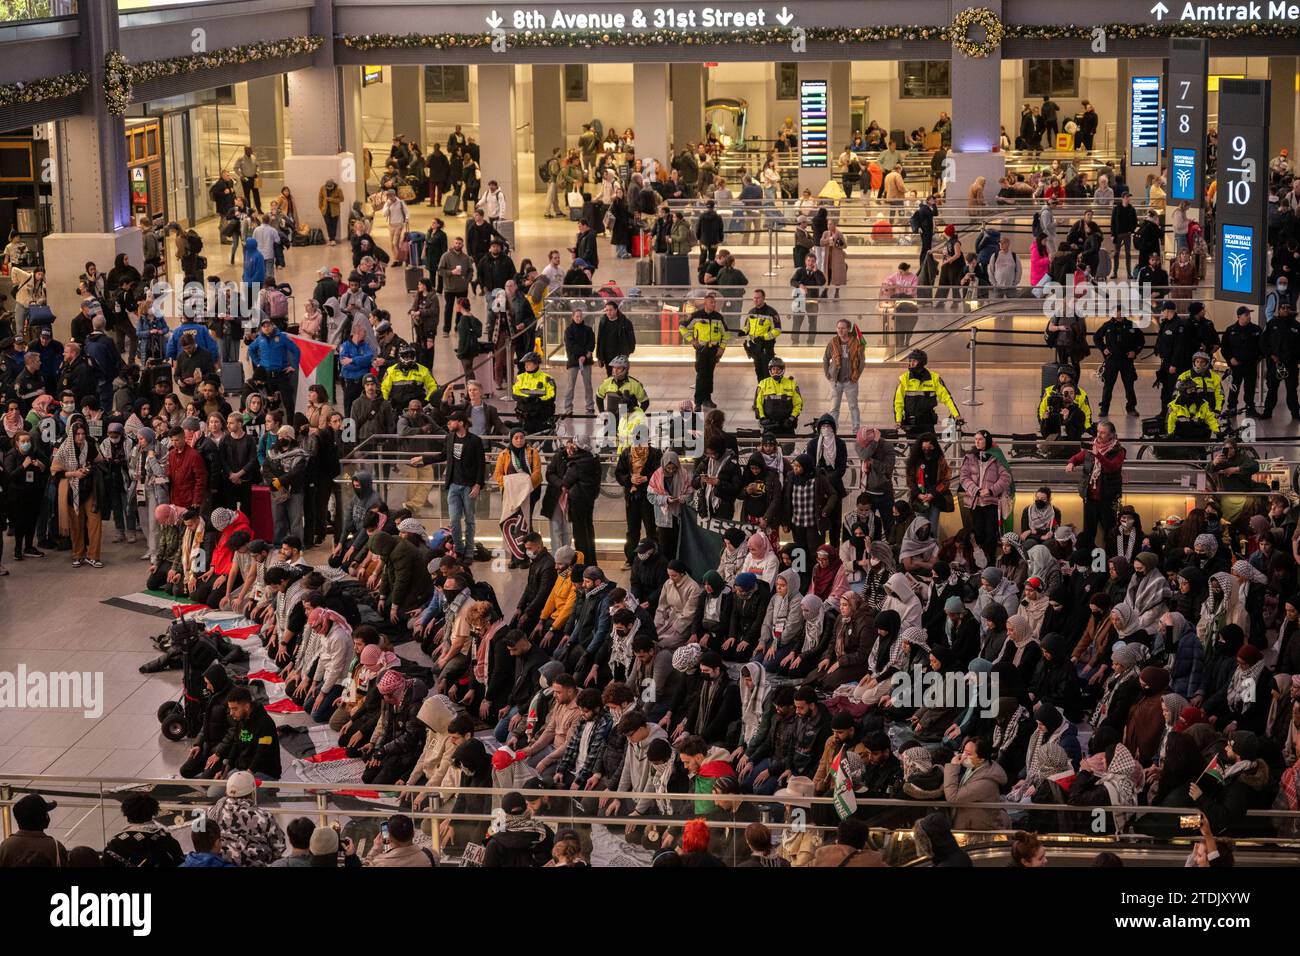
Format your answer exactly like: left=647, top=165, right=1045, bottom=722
left=0, top=0, right=76, bottom=23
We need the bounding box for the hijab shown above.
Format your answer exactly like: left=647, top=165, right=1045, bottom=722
left=899, top=516, right=938, bottom=563
left=1027, top=544, right=1056, bottom=584
left=882, top=572, right=922, bottom=631
left=739, top=661, right=768, bottom=745
left=649, top=450, right=691, bottom=518
left=811, top=544, right=842, bottom=599
left=800, top=594, right=827, bottom=654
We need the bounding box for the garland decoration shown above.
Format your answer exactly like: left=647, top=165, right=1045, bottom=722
left=950, top=7, right=1004, bottom=58
left=0, top=71, right=89, bottom=110
left=125, top=35, right=325, bottom=88
left=104, top=51, right=132, bottom=115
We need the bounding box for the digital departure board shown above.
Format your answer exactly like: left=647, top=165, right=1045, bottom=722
left=1130, top=75, right=1161, bottom=166
left=800, top=79, right=827, bottom=169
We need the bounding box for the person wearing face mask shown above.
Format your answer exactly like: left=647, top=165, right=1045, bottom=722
left=1109, top=505, right=1144, bottom=562
left=247, top=318, right=302, bottom=415
left=4, top=429, right=47, bottom=561
left=1125, top=551, right=1171, bottom=635
left=263, top=425, right=308, bottom=545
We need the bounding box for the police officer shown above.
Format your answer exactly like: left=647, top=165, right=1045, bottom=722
left=1219, top=305, right=1261, bottom=416
left=1175, top=350, right=1225, bottom=413
left=1153, top=300, right=1180, bottom=404
left=1165, top=301, right=1220, bottom=405
left=1262, top=300, right=1300, bottom=421
left=512, top=351, right=557, bottom=433
left=892, top=348, right=961, bottom=436
left=753, top=356, right=803, bottom=434
left=679, top=291, right=730, bottom=411
left=1166, top=377, right=1219, bottom=438
left=1038, top=367, right=1093, bottom=437
left=380, top=343, right=438, bottom=410
left=1093, top=306, right=1145, bottom=417
left=741, top=288, right=781, bottom=382
left=594, top=354, right=649, bottom=426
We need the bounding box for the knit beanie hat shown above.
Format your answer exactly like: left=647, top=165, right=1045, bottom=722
left=309, top=827, right=339, bottom=855
left=944, top=595, right=964, bottom=614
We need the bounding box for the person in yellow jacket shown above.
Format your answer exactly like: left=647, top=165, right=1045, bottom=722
left=679, top=291, right=730, bottom=410
left=754, top=356, right=803, bottom=433
left=381, top=345, right=439, bottom=409
left=1037, top=369, right=1094, bottom=431
left=616, top=404, right=649, bottom=454
left=595, top=355, right=650, bottom=424
left=512, top=351, right=557, bottom=433
left=893, top=348, right=961, bottom=436
left=740, top=289, right=782, bottom=382
left=1175, top=350, right=1225, bottom=413
left=1166, top=378, right=1220, bottom=437
left=534, top=545, right=582, bottom=644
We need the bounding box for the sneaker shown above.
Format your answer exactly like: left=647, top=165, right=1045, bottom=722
left=140, top=552, right=152, bottom=561
left=71, top=559, right=83, bottom=568
left=112, top=533, right=126, bottom=543
left=24, top=548, right=43, bottom=558
left=127, top=532, right=139, bottom=544
left=88, top=559, right=103, bottom=568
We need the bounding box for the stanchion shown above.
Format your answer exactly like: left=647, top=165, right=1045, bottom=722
left=764, top=226, right=779, bottom=277
left=962, top=327, right=984, bottom=408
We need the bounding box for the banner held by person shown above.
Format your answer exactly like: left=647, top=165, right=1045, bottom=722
left=678, top=507, right=761, bottom=580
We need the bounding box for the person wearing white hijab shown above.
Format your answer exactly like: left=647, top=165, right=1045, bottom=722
left=737, top=661, right=770, bottom=748
left=757, top=568, right=805, bottom=669
left=1026, top=544, right=1060, bottom=593
left=898, top=515, right=938, bottom=571
left=1125, top=551, right=1171, bottom=632
left=882, top=571, right=923, bottom=631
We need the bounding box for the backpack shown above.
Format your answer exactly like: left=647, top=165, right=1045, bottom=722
left=909, top=208, right=922, bottom=235
left=539, top=162, right=553, bottom=183
left=1044, top=317, right=1060, bottom=347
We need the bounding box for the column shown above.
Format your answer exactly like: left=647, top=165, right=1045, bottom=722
left=46, top=0, right=141, bottom=332
left=947, top=0, right=1006, bottom=193
left=247, top=74, right=284, bottom=190
left=829, top=61, right=851, bottom=154
left=633, top=63, right=671, bottom=176
left=285, top=66, right=356, bottom=241
left=796, top=62, right=831, bottom=196
left=1267, top=57, right=1297, bottom=159
left=531, top=65, right=566, bottom=190
left=391, top=65, right=427, bottom=150
left=670, top=63, right=706, bottom=150
left=476, top=64, right=519, bottom=220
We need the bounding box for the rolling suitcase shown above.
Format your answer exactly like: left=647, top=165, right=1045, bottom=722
left=656, top=253, right=691, bottom=286
left=221, top=360, right=245, bottom=393
left=405, top=266, right=424, bottom=293
left=443, top=191, right=462, bottom=216
left=635, top=256, right=654, bottom=286
left=493, top=219, right=515, bottom=251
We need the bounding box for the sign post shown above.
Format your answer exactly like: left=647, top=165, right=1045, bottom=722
left=799, top=79, right=828, bottom=170
left=1215, top=79, right=1270, bottom=310
left=1166, top=38, right=1207, bottom=211
left=1130, top=74, right=1161, bottom=167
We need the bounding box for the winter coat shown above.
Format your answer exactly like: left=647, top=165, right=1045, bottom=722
left=942, top=759, right=1011, bottom=831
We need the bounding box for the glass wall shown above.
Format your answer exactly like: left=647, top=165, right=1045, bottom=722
left=0, top=1, right=76, bottom=24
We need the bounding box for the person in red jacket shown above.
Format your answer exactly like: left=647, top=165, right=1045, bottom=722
left=1065, top=421, right=1125, bottom=549
left=167, top=420, right=210, bottom=511
left=190, top=509, right=253, bottom=608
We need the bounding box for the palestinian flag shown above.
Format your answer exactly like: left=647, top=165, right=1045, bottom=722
left=1200, top=754, right=1225, bottom=784
left=289, top=333, right=336, bottom=414
left=831, top=751, right=857, bottom=820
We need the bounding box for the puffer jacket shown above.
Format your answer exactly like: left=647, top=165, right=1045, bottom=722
left=368, top=531, right=435, bottom=614
left=207, top=795, right=286, bottom=867
left=959, top=451, right=1012, bottom=510
left=942, top=759, right=1011, bottom=831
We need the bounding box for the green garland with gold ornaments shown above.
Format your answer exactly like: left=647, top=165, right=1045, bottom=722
left=102, top=36, right=324, bottom=114
left=339, top=19, right=1300, bottom=52
left=0, top=70, right=89, bottom=110
left=950, top=7, right=1004, bottom=58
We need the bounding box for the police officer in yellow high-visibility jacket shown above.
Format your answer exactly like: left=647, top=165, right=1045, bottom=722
left=512, top=350, right=557, bottom=433
left=616, top=404, right=649, bottom=454
left=679, top=291, right=730, bottom=410
left=741, top=289, right=782, bottom=382
left=753, top=356, right=802, bottom=433
left=381, top=344, right=439, bottom=410
left=1037, top=384, right=1094, bottom=432
left=893, top=348, right=960, bottom=436
left=1166, top=379, right=1220, bottom=437
left=1175, top=351, right=1225, bottom=413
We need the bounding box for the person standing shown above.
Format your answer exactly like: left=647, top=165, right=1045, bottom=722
left=1040, top=96, right=1060, bottom=146
left=437, top=236, right=474, bottom=335
left=1066, top=422, right=1125, bottom=548
left=1109, top=191, right=1137, bottom=279
left=541, top=148, right=565, bottom=218
left=1093, top=307, right=1144, bottom=418
left=1220, top=305, right=1262, bottom=416
left=235, top=146, right=262, bottom=212
left=318, top=179, right=344, bottom=245
left=822, top=319, right=863, bottom=430
left=413, top=409, right=485, bottom=560
left=680, top=292, right=729, bottom=411
left=1262, top=300, right=1300, bottom=421
left=741, top=289, right=781, bottom=383
left=247, top=318, right=302, bottom=415
left=562, top=308, right=596, bottom=416
left=52, top=418, right=105, bottom=568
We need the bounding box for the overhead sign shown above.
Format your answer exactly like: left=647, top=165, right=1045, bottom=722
left=1130, top=75, right=1161, bottom=166
left=799, top=78, right=827, bottom=169
left=1151, top=2, right=1300, bottom=21
left=1167, top=38, right=1208, bottom=207
left=500, top=5, right=797, bottom=29
left=1215, top=79, right=1270, bottom=307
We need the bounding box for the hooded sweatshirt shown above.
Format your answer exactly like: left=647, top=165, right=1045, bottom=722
left=408, top=695, right=458, bottom=790
left=618, top=722, right=672, bottom=814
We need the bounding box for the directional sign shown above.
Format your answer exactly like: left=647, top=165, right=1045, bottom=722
left=1153, top=1, right=1300, bottom=22
left=1130, top=75, right=1161, bottom=166
left=800, top=79, right=827, bottom=169
left=1216, top=79, right=1270, bottom=307
left=1167, top=38, right=1207, bottom=207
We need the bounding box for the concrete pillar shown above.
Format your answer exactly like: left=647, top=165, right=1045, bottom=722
left=531, top=65, right=566, bottom=191
left=829, top=61, right=851, bottom=154
left=1267, top=57, right=1297, bottom=158
left=285, top=65, right=356, bottom=241
left=391, top=65, right=427, bottom=150
left=476, top=64, right=519, bottom=220
left=340, top=65, right=365, bottom=168
left=633, top=63, right=671, bottom=179
left=797, top=62, right=831, bottom=196
left=671, top=63, right=706, bottom=151
left=948, top=2, right=1007, bottom=198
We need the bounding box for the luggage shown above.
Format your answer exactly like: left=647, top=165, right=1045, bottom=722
left=249, top=485, right=275, bottom=541
left=493, top=219, right=515, bottom=250
left=308, top=227, right=325, bottom=245
left=408, top=230, right=425, bottom=265
left=656, top=253, right=691, bottom=286
left=405, top=266, right=424, bottom=293
left=221, top=361, right=245, bottom=393
left=443, top=192, right=462, bottom=216
left=635, top=257, right=654, bottom=286
left=631, top=231, right=650, bottom=258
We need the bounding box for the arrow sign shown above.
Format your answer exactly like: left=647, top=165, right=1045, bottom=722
left=776, top=6, right=794, bottom=25
left=1150, top=2, right=1169, bottom=19
left=485, top=9, right=503, bottom=28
